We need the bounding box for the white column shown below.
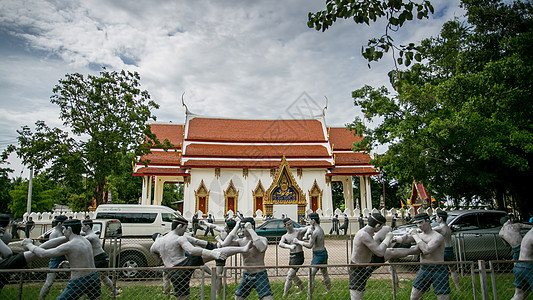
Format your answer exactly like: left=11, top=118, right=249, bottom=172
left=153, top=176, right=165, bottom=206
left=364, top=175, right=372, bottom=209
left=141, top=176, right=148, bottom=205
left=342, top=177, right=354, bottom=211
left=147, top=176, right=153, bottom=205
left=359, top=176, right=367, bottom=211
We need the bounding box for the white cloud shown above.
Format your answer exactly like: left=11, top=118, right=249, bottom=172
left=0, top=0, right=464, bottom=176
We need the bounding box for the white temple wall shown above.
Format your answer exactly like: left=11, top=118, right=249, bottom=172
left=184, top=168, right=335, bottom=219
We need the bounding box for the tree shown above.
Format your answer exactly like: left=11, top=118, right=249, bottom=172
left=162, top=184, right=182, bottom=210
left=0, top=153, right=14, bottom=214
left=108, top=152, right=143, bottom=204
left=8, top=174, right=58, bottom=218
left=10, top=70, right=165, bottom=208
left=331, top=181, right=344, bottom=210
left=308, top=0, right=434, bottom=66
left=344, top=1, right=533, bottom=217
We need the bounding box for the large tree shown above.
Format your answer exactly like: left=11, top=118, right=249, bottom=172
left=310, top=1, right=533, bottom=218
left=11, top=70, right=164, bottom=208
left=9, top=174, right=58, bottom=218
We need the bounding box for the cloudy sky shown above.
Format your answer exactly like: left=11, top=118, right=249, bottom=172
left=0, top=0, right=464, bottom=177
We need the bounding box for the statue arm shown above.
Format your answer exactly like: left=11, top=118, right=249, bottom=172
left=366, top=232, right=393, bottom=257
left=413, top=233, right=442, bottom=255
left=519, top=223, right=533, bottom=229
left=220, top=222, right=240, bottom=247
left=297, top=231, right=316, bottom=249
left=0, top=238, right=12, bottom=258
left=279, top=235, right=294, bottom=249
left=245, top=224, right=267, bottom=252
left=27, top=242, right=69, bottom=259
left=185, top=235, right=208, bottom=247
left=39, top=236, right=68, bottom=249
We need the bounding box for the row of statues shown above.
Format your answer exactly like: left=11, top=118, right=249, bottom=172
left=0, top=211, right=532, bottom=300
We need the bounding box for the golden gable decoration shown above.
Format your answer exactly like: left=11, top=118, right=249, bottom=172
left=265, top=156, right=306, bottom=223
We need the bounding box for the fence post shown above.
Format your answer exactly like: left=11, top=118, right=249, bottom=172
left=471, top=262, right=478, bottom=300
left=478, top=260, right=490, bottom=300
left=211, top=266, right=217, bottom=300
left=223, top=267, right=227, bottom=300
left=308, top=267, right=313, bottom=300
left=489, top=261, right=498, bottom=300
left=17, top=270, right=24, bottom=300
left=390, top=264, right=397, bottom=300
left=200, top=267, right=205, bottom=300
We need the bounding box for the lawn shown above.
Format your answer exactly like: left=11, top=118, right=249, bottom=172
left=2, top=273, right=513, bottom=300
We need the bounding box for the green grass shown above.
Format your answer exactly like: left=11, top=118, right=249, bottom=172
left=0, top=274, right=517, bottom=299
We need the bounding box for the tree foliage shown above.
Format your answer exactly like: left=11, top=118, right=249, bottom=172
left=308, top=0, right=434, bottom=66
left=10, top=70, right=164, bottom=208
left=8, top=174, right=58, bottom=218
left=108, top=152, right=142, bottom=204
left=345, top=0, right=533, bottom=217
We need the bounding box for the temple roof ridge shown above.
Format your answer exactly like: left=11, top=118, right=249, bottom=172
left=186, top=112, right=326, bottom=122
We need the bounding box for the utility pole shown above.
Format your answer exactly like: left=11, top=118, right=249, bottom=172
left=26, top=165, right=33, bottom=217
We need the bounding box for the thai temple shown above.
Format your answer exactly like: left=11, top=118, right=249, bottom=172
left=133, top=110, right=378, bottom=222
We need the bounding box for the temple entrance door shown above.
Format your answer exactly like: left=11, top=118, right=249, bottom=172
left=311, top=196, right=319, bottom=212
left=255, top=196, right=263, bottom=214
left=198, top=196, right=207, bottom=214
left=176, top=202, right=183, bottom=214
left=227, top=197, right=235, bottom=213
left=224, top=180, right=239, bottom=214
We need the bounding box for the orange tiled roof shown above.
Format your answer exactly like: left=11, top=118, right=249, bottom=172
left=139, top=151, right=181, bottom=165
left=183, top=144, right=330, bottom=158
left=133, top=117, right=377, bottom=176
left=186, top=118, right=326, bottom=142
left=133, top=166, right=189, bottom=176
left=182, top=159, right=333, bottom=169
left=327, top=167, right=379, bottom=176
left=148, top=123, right=184, bottom=148
left=328, top=127, right=362, bottom=150
left=334, top=152, right=371, bottom=165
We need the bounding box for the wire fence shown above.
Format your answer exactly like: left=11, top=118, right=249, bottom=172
left=1, top=259, right=531, bottom=299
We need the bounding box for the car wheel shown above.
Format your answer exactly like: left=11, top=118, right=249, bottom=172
left=118, top=253, right=146, bottom=278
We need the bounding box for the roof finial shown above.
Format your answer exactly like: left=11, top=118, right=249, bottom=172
left=181, top=92, right=189, bottom=114
left=322, top=96, right=328, bottom=116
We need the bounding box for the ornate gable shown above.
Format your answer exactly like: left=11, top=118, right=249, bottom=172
left=265, top=157, right=307, bottom=222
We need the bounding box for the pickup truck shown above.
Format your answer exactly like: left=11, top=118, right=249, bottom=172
left=391, top=210, right=529, bottom=262
left=9, top=219, right=158, bottom=278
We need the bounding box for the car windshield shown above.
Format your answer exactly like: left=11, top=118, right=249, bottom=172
left=430, top=214, right=457, bottom=227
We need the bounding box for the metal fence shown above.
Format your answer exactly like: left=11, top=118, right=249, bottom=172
left=1, top=259, right=531, bottom=299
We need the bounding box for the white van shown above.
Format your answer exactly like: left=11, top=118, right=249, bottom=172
left=94, top=204, right=181, bottom=237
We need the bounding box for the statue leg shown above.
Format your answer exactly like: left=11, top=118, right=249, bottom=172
left=511, top=287, right=529, bottom=300
left=309, top=267, right=319, bottom=296
left=215, top=265, right=224, bottom=297
left=100, top=273, right=121, bottom=296
left=321, top=267, right=332, bottom=292
left=410, top=287, right=425, bottom=300
left=350, top=289, right=364, bottom=300
left=283, top=268, right=299, bottom=296
left=163, top=271, right=171, bottom=294
left=39, top=272, right=56, bottom=300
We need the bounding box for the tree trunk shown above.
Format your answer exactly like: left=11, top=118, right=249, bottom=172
left=94, top=180, right=106, bottom=207
left=495, top=189, right=505, bottom=212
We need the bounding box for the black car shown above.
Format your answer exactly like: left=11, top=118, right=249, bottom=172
left=255, top=219, right=302, bottom=239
